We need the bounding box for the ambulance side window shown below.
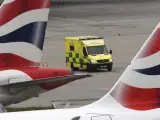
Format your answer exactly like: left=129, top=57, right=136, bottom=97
left=83, top=47, right=87, bottom=57
left=70, top=45, right=74, bottom=51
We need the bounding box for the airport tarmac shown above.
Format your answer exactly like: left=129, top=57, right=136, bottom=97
left=9, top=0, right=160, bottom=107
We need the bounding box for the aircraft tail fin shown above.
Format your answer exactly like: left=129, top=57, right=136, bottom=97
left=84, top=22, right=160, bottom=111
left=0, top=0, right=50, bottom=67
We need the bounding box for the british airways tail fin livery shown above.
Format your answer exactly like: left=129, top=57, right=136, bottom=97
left=84, top=20, right=160, bottom=111
left=1, top=5, right=160, bottom=120
left=0, top=0, right=49, bottom=67
left=0, top=0, right=91, bottom=107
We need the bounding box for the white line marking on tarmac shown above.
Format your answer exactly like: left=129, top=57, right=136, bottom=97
left=51, top=16, right=159, bottom=25
left=51, top=17, right=97, bottom=23
left=106, top=19, right=157, bottom=23
left=87, top=17, right=160, bottom=24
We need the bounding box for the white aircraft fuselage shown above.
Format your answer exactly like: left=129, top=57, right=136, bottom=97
left=1, top=107, right=159, bottom=120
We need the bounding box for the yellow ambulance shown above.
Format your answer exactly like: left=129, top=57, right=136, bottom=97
left=64, top=36, right=113, bottom=71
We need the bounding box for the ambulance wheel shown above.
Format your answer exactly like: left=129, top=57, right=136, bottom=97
left=71, top=63, right=79, bottom=71
left=86, top=64, right=93, bottom=72
left=107, top=64, right=113, bottom=72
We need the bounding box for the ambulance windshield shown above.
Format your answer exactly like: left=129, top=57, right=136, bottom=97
left=87, top=45, right=108, bottom=55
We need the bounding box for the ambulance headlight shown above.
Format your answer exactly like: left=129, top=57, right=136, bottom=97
left=91, top=60, right=96, bottom=63
left=109, top=59, right=112, bottom=62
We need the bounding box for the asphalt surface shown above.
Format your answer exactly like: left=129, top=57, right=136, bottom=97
left=9, top=0, right=160, bottom=107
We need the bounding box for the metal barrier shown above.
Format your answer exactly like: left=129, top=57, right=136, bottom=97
left=51, top=98, right=99, bottom=109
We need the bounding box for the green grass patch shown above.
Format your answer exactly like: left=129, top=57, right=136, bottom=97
left=6, top=106, right=55, bottom=112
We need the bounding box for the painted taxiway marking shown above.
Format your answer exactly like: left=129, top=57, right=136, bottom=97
left=51, top=17, right=97, bottom=23
left=51, top=16, right=159, bottom=25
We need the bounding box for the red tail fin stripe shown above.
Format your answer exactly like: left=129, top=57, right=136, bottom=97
left=0, top=53, right=40, bottom=67
left=110, top=81, right=160, bottom=111
left=0, top=0, right=50, bottom=26
left=136, top=28, right=160, bottom=59
left=0, top=9, right=49, bottom=36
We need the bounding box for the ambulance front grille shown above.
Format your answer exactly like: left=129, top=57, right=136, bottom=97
left=97, top=59, right=109, bottom=63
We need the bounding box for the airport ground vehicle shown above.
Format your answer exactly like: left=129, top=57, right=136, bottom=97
left=65, top=36, right=113, bottom=71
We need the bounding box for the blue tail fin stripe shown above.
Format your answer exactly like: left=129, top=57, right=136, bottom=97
left=133, top=64, right=160, bottom=75
left=0, top=22, right=47, bottom=50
